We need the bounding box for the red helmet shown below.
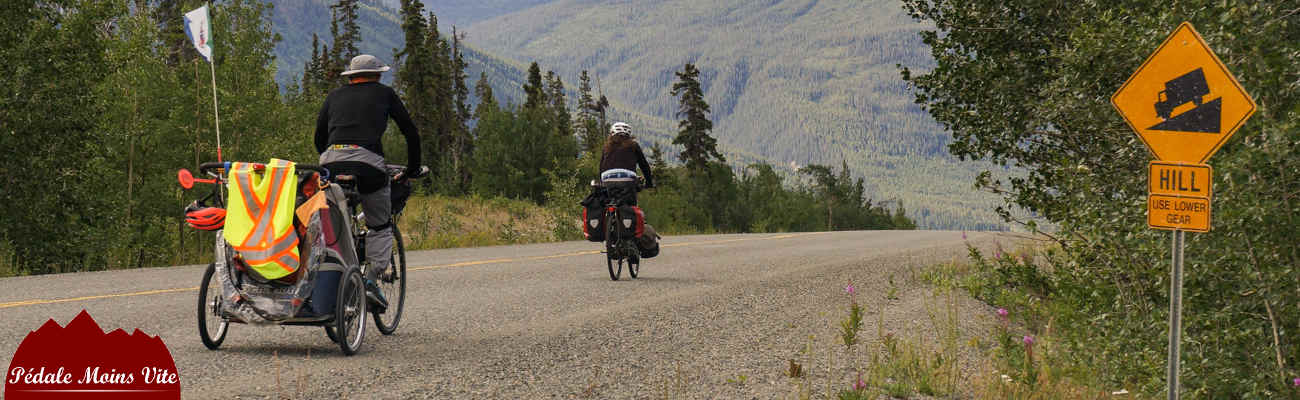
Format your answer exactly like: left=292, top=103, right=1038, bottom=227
left=184, top=201, right=226, bottom=231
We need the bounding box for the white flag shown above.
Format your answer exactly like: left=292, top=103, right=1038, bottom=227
left=183, top=5, right=212, bottom=62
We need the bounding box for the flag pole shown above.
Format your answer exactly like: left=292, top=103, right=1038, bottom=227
left=209, top=55, right=222, bottom=163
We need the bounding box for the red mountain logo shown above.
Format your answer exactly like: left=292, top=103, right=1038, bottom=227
left=4, top=310, right=180, bottom=399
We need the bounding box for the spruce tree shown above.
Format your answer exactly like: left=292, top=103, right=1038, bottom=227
left=451, top=27, right=471, bottom=124
left=331, top=0, right=360, bottom=60
left=449, top=26, right=473, bottom=192
left=522, top=62, right=546, bottom=110
left=426, top=11, right=456, bottom=187
left=670, top=63, right=724, bottom=171
left=473, top=71, right=497, bottom=119
left=649, top=142, right=672, bottom=188
left=577, top=71, right=596, bottom=123
left=546, top=71, right=573, bottom=141
left=302, top=33, right=324, bottom=94
left=575, top=70, right=605, bottom=154
left=595, top=94, right=610, bottom=129
left=394, top=0, right=438, bottom=182
left=323, top=0, right=360, bottom=84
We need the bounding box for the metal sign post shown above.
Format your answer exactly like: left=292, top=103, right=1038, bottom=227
left=1111, top=22, right=1256, bottom=399
left=1167, top=229, right=1184, bottom=400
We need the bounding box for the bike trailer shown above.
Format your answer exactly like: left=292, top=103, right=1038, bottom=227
left=212, top=162, right=356, bottom=324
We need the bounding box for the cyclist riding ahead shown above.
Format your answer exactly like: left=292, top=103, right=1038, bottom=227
left=314, top=54, right=420, bottom=312
left=599, top=122, right=654, bottom=198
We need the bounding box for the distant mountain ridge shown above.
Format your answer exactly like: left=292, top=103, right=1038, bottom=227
left=462, top=0, right=1005, bottom=229
left=271, top=0, right=529, bottom=105
left=268, top=0, right=1007, bottom=229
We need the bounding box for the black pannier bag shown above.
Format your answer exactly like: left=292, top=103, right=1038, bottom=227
left=616, top=206, right=644, bottom=239
left=580, top=187, right=608, bottom=242
left=582, top=206, right=606, bottom=242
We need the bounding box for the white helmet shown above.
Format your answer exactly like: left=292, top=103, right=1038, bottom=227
left=609, top=122, right=632, bottom=137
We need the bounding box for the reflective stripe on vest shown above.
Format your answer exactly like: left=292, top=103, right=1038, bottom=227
left=223, top=159, right=300, bottom=279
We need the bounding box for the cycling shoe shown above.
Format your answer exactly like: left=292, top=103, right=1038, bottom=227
left=365, top=279, right=388, bottom=313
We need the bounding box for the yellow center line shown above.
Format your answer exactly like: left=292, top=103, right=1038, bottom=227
left=0, top=287, right=199, bottom=310
left=0, top=232, right=826, bottom=309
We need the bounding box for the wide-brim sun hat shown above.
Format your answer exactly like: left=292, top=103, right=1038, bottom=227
left=341, top=54, right=391, bottom=76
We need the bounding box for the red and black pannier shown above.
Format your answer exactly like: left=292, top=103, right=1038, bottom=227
left=582, top=206, right=606, bottom=242
left=616, top=206, right=645, bottom=239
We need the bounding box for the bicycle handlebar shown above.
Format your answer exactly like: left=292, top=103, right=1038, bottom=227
left=198, top=161, right=327, bottom=176
left=386, top=164, right=430, bottom=181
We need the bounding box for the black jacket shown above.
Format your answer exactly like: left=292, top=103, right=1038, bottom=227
left=599, top=141, right=654, bottom=188
left=314, top=81, right=421, bottom=172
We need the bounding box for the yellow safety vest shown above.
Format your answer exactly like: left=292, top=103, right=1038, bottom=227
left=223, top=159, right=300, bottom=279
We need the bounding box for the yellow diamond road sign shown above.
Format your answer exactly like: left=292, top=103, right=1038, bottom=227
left=1111, top=22, right=1256, bottom=163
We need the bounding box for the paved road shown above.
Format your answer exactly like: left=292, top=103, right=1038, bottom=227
left=0, top=231, right=1002, bottom=398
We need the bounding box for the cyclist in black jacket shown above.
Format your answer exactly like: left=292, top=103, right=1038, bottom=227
left=599, top=122, right=654, bottom=201
left=314, top=54, right=420, bottom=311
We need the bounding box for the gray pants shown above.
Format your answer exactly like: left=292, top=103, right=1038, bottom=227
left=320, top=148, right=393, bottom=281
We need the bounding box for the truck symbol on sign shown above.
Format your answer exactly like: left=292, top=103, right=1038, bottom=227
left=1154, top=68, right=1209, bottom=119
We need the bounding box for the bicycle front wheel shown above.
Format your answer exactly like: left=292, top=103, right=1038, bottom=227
left=373, top=225, right=407, bottom=335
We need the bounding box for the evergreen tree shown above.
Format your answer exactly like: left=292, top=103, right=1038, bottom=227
left=546, top=71, right=573, bottom=142
left=670, top=63, right=724, bottom=170
left=323, top=0, right=360, bottom=84
left=595, top=94, right=610, bottom=128
left=575, top=70, right=604, bottom=154
left=649, top=142, right=672, bottom=188
left=448, top=26, right=472, bottom=192
left=426, top=11, right=456, bottom=188
left=473, top=71, right=497, bottom=119
left=522, top=62, right=546, bottom=110
left=394, top=0, right=438, bottom=183
left=451, top=27, right=471, bottom=124
left=302, top=33, right=324, bottom=94
left=576, top=70, right=596, bottom=124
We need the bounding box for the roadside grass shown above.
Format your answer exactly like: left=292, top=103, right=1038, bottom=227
left=398, top=194, right=575, bottom=250
left=0, top=239, right=21, bottom=277
left=397, top=194, right=724, bottom=252
left=789, top=240, right=1120, bottom=399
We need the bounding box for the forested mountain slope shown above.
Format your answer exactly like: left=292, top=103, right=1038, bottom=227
left=465, top=0, right=1006, bottom=229
left=271, top=0, right=527, bottom=105
left=269, top=0, right=1006, bottom=229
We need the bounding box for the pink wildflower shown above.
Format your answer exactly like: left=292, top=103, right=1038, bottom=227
left=845, top=283, right=855, bottom=296
left=1293, top=377, right=1300, bottom=387
left=854, top=372, right=866, bottom=391
left=997, top=308, right=1008, bottom=318
left=1023, top=335, right=1034, bottom=346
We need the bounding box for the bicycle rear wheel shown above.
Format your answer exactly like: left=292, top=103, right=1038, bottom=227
left=373, top=225, right=407, bottom=335
left=606, top=213, right=622, bottom=281
left=627, top=252, right=640, bottom=279
left=197, top=263, right=228, bottom=350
